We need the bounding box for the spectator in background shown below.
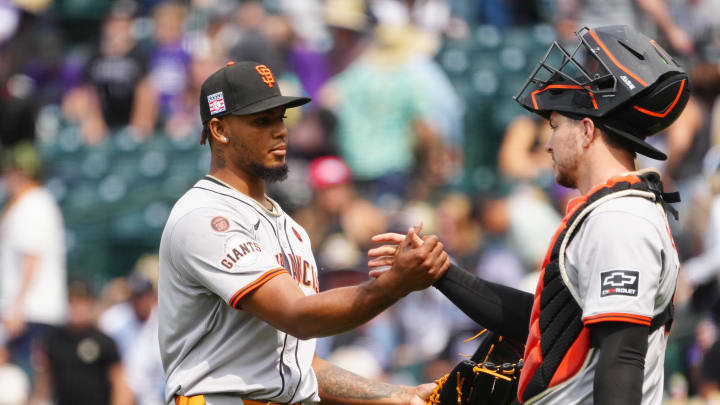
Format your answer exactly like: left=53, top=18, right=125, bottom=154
left=558, top=0, right=695, bottom=55
left=651, top=62, right=720, bottom=265
left=0, top=73, right=37, bottom=147
left=662, top=63, right=720, bottom=188
left=472, top=193, right=529, bottom=290
left=433, top=193, right=483, bottom=271
left=98, top=272, right=155, bottom=358
left=225, top=2, right=309, bottom=126
left=322, top=0, right=371, bottom=77
left=0, top=142, right=67, bottom=377
left=294, top=155, right=355, bottom=246
left=62, top=0, right=148, bottom=145
left=294, top=156, right=387, bottom=271
left=318, top=19, right=449, bottom=202
left=132, top=1, right=191, bottom=137
left=160, top=56, right=220, bottom=140
left=681, top=170, right=720, bottom=321
left=671, top=0, right=720, bottom=60
left=286, top=108, right=339, bottom=161
left=688, top=319, right=719, bottom=392
left=29, top=279, right=134, bottom=405
left=700, top=332, right=720, bottom=403
left=227, top=1, right=285, bottom=74
left=498, top=114, right=554, bottom=183
left=0, top=6, right=45, bottom=147
left=99, top=257, right=164, bottom=405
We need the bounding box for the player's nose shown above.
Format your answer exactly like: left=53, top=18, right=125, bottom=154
left=273, top=125, right=288, bottom=139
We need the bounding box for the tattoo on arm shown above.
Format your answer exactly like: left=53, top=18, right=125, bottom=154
left=316, top=363, right=406, bottom=402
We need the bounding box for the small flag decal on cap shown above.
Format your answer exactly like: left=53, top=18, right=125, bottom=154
left=208, top=92, right=226, bottom=115
left=255, top=65, right=275, bottom=88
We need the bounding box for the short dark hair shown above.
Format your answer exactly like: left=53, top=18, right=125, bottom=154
left=200, top=123, right=211, bottom=145
left=598, top=125, right=637, bottom=159
left=566, top=115, right=638, bottom=159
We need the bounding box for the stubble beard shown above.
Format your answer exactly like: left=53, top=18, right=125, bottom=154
left=230, top=135, right=289, bottom=183
left=554, top=157, right=578, bottom=189
left=249, top=162, right=288, bottom=183
left=555, top=170, right=576, bottom=189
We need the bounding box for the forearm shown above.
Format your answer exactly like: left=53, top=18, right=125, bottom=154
left=248, top=231, right=447, bottom=339
left=592, top=323, right=648, bottom=405
left=433, top=264, right=534, bottom=341
left=313, top=355, right=411, bottom=405
left=290, top=278, right=405, bottom=339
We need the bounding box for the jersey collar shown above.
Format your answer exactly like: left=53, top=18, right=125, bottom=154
left=202, top=175, right=282, bottom=217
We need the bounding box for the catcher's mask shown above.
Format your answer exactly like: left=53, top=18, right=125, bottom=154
left=514, top=25, right=690, bottom=160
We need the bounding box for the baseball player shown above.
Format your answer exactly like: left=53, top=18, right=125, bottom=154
left=370, top=26, right=688, bottom=405
left=158, top=61, right=450, bottom=405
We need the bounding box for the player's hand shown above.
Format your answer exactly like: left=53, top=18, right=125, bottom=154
left=367, top=224, right=424, bottom=278
left=404, top=382, right=437, bottom=405
left=372, top=224, right=450, bottom=294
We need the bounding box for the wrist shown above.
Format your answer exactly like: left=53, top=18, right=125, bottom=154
left=400, top=386, right=415, bottom=405
left=369, top=273, right=409, bottom=301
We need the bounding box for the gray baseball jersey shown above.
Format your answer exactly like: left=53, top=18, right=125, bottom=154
left=531, top=196, right=678, bottom=405
left=158, top=177, right=321, bottom=405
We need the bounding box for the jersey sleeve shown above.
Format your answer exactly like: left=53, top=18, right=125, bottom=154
left=572, top=210, right=664, bottom=327
left=169, top=208, right=286, bottom=309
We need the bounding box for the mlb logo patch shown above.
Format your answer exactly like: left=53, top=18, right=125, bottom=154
left=208, top=92, right=226, bottom=115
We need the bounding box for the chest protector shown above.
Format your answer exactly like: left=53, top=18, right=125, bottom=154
left=517, top=170, right=677, bottom=404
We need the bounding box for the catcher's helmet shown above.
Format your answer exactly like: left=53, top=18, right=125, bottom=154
left=514, top=25, right=690, bottom=160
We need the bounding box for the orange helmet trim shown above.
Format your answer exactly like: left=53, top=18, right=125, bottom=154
left=588, top=29, right=648, bottom=87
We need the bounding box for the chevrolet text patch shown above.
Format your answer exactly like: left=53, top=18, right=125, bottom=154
left=208, top=91, right=226, bottom=115
left=600, top=270, right=639, bottom=297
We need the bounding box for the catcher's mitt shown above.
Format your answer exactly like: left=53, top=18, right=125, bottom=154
left=428, top=330, right=524, bottom=405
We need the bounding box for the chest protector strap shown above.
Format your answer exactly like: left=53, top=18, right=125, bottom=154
left=517, top=170, right=677, bottom=404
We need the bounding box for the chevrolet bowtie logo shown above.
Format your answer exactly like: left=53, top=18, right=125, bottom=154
left=603, top=271, right=637, bottom=288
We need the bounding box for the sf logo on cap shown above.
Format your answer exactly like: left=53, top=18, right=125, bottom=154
left=255, top=65, right=275, bottom=88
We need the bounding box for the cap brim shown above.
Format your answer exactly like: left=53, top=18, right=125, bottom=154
left=603, top=124, right=667, bottom=161
left=231, top=95, right=311, bottom=116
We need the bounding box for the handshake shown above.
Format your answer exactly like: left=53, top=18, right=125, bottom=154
left=365, top=223, right=450, bottom=297
left=365, top=224, right=524, bottom=405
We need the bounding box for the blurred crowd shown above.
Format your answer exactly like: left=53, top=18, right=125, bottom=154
left=2, top=0, right=720, bottom=404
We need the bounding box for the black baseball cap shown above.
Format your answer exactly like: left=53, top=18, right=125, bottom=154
left=200, top=61, right=311, bottom=124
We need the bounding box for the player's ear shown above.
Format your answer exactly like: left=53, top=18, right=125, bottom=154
left=209, top=117, right=230, bottom=145
left=580, top=117, right=596, bottom=148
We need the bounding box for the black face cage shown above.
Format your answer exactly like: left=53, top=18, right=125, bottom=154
left=514, top=27, right=619, bottom=103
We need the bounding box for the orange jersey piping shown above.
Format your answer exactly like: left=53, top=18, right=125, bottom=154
left=583, top=312, right=652, bottom=326
left=230, top=268, right=286, bottom=309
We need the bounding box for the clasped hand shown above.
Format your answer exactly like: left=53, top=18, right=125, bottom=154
left=367, top=223, right=450, bottom=294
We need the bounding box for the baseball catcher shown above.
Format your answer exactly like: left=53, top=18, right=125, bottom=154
left=371, top=25, right=688, bottom=405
